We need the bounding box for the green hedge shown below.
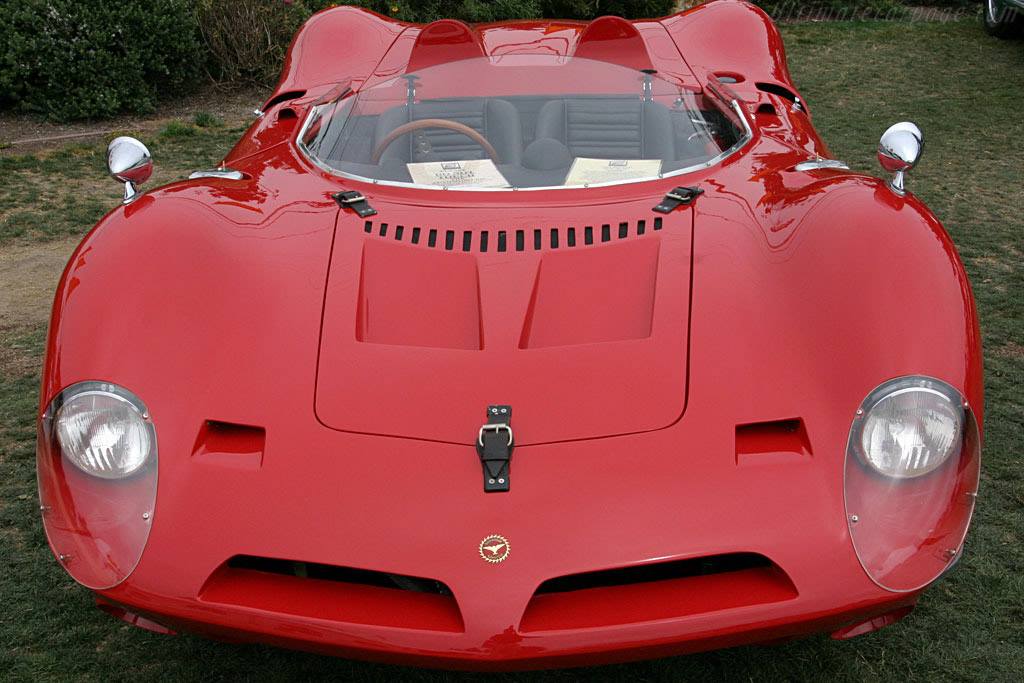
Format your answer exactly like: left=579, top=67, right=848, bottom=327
left=750, top=1, right=908, bottom=18
left=0, top=0, right=201, bottom=122
left=0, top=1, right=978, bottom=122
left=340, top=1, right=678, bottom=23
left=194, top=0, right=675, bottom=86
left=0, top=0, right=675, bottom=121
left=749, top=0, right=976, bottom=19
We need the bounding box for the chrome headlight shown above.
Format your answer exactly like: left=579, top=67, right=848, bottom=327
left=850, top=377, right=963, bottom=479
left=48, top=382, right=155, bottom=479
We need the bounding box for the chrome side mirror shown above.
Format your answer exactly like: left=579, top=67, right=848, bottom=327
left=107, top=136, right=153, bottom=204
left=878, top=122, right=923, bottom=196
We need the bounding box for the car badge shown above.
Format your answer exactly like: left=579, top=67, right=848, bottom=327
left=479, top=534, right=510, bottom=564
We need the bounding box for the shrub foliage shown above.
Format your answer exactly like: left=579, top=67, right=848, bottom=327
left=197, top=0, right=313, bottom=85
left=0, top=1, right=977, bottom=122
left=749, top=1, right=909, bottom=19
left=195, top=0, right=678, bottom=85
left=750, top=0, right=975, bottom=19
left=0, top=0, right=202, bottom=122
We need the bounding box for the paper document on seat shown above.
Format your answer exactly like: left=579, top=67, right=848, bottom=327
left=407, top=160, right=510, bottom=188
left=564, top=158, right=663, bottom=185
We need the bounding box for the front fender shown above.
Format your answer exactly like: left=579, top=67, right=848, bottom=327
left=39, top=194, right=337, bottom=431
left=691, top=174, right=983, bottom=439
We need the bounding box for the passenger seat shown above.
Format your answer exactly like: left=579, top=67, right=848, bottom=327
left=534, top=97, right=676, bottom=163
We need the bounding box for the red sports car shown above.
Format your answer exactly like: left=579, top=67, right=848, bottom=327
left=36, top=0, right=982, bottom=670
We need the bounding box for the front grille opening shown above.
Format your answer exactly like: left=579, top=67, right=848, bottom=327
left=227, top=555, right=452, bottom=595
left=201, top=555, right=463, bottom=632
left=521, top=553, right=797, bottom=633
left=535, top=552, right=772, bottom=594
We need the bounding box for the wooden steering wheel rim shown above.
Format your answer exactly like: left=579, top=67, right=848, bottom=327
left=371, top=118, right=500, bottom=165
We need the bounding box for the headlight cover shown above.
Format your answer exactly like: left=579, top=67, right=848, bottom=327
left=37, top=382, right=158, bottom=589
left=845, top=376, right=980, bottom=592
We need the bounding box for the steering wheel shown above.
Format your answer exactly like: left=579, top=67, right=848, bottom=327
left=371, top=119, right=500, bottom=165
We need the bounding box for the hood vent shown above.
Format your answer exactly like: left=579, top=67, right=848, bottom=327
left=361, top=216, right=663, bottom=253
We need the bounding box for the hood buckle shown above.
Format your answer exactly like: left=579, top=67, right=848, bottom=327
left=334, top=190, right=377, bottom=218
left=476, top=405, right=514, bottom=493
left=653, top=186, right=704, bottom=214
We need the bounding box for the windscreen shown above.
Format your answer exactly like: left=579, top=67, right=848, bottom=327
left=300, top=56, right=747, bottom=190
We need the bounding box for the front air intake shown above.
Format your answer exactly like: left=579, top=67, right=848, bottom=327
left=224, top=555, right=451, bottom=594
left=200, top=555, right=463, bottom=632
left=521, top=553, right=797, bottom=632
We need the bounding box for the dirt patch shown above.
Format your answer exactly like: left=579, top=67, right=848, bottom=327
left=0, top=85, right=265, bottom=156
left=0, top=238, right=80, bottom=331
left=0, top=524, right=28, bottom=552
left=0, top=332, right=40, bottom=381
left=971, top=256, right=1015, bottom=273
left=993, top=341, right=1024, bottom=360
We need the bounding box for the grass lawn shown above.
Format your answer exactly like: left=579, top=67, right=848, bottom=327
left=2, top=17, right=1022, bottom=682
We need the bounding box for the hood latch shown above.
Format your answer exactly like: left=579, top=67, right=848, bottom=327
left=476, top=405, right=514, bottom=493
left=334, top=190, right=377, bottom=218
left=653, top=186, right=703, bottom=214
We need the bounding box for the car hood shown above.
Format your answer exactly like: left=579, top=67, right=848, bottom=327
left=315, top=204, right=693, bottom=446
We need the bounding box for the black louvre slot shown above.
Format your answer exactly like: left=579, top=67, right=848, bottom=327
left=227, top=555, right=452, bottom=596
left=535, top=553, right=773, bottom=595
left=358, top=218, right=667, bottom=252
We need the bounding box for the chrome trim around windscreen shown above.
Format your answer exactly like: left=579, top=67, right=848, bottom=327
left=295, top=99, right=754, bottom=193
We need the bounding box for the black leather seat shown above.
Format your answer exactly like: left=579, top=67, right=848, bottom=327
left=374, top=98, right=523, bottom=165
left=534, top=97, right=676, bottom=162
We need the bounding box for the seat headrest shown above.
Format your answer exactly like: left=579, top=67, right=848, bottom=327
left=573, top=16, right=654, bottom=72
left=407, top=20, right=486, bottom=73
